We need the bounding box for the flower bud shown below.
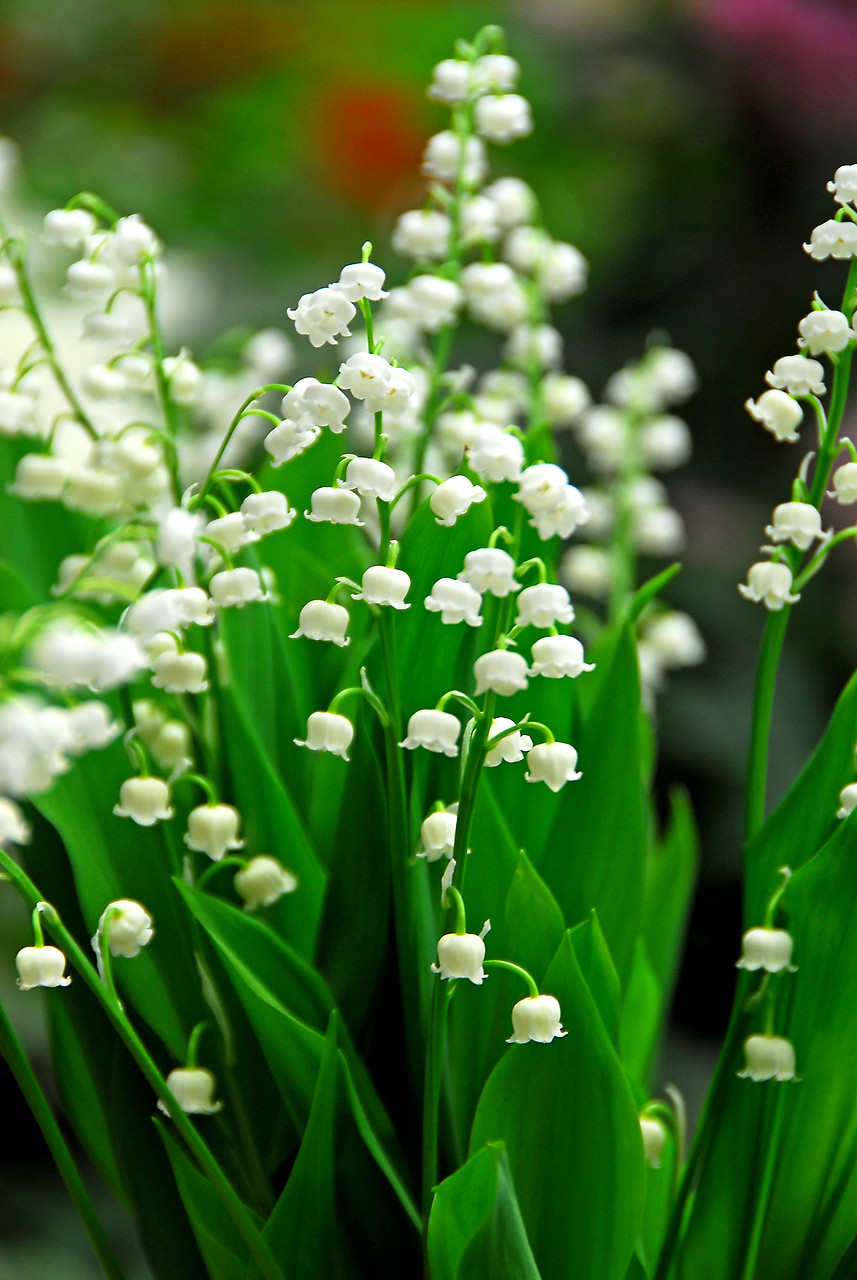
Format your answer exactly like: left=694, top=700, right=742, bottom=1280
left=640, top=1116, right=667, bottom=1169
left=234, top=856, right=298, bottom=909
left=507, top=994, right=566, bottom=1044
left=99, top=899, right=154, bottom=958
left=837, top=782, right=857, bottom=819
left=184, top=803, right=244, bottom=861
left=16, top=945, right=72, bottom=990
left=431, top=932, right=487, bottom=984
left=113, top=776, right=173, bottom=826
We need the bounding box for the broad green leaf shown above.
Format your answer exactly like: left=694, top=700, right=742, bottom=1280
left=503, top=849, right=566, bottom=986
left=676, top=816, right=857, bottom=1279
left=569, top=911, right=622, bottom=1041
left=638, top=1134, right=676, bottom=1278
left=0, top=438, right=92, bottom=601
left=624, top=1253, right=651, bottom=1279
left=743, top=666, right=857, bottom=926
left=219, top=683, right=326, bottom=956
left=642, top=787, right=697, bottom=1002
left=247, top=1015, right=420, bottom=1280
left=538, top=621, right=648, bottom=984
left=158, top=1122, right=253, bottom=1280
left=33, top=742, right=201, bottom=1058
left=445, top=780, right=524, bottom=1155
left=618, top=940, right=661, bottom=1096
left=428, top=1141, right=542, bottom=1280
left=470, top=931, right=646, bottom=1280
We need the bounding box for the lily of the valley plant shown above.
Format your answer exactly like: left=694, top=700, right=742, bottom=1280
left=2, top=26, right=857, bottom=1280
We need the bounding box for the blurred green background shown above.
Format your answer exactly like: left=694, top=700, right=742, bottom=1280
left=3, top=0, right=857, bottom=1272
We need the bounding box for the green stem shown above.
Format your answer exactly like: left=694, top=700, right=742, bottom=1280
left=0, top=853, right=285, bottom=1280
left=0, top=1000, right=128, bottom=1280
left=745, top=608, right=790, bottom=840
left=483, top=958, right=540, bottom=998
left=421, top=981, right=455, bottom=1239
left=739, top=1075, right=788, bottom=1280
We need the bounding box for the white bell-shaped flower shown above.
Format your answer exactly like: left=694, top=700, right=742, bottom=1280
left=162, top=353, right=203, bottom=407
left=745, top=390, right=803, bottom=443
left=639, top=415, right=692, bottom=470
left=831, top=461, right=857, bottom=504
left=281, top=378, right=350, bottom=433
left=99, top=899, right=154, bottom=958
left=507, top=994, right=566, bottom=1044
left=332, top=262, right=388, bottom=303
left=739, top=562, right=800, bottom=611
left=482, top=176, right=536, bottom=229
left=640, top=1116, right=667, bottom=1169
left=163, top=1067, right=223, bottom=1114
left=515, top=583, right=574, bottom=629
left=505, top=323, right=563, bottom=371
left=475, top=53, right=520, bottom=92
left=467, top=425, right=525, bottom=483
left=152, top=650, right=209, bottom=694
left=798, top=308, right=855, bottom=355
left=337, top=352, right=393, bottom=408
left=430, top=476, right=487, bottom=526
left=66, top=700, right=121, bottom=751
left=234, top=856, right=298, bottom=909
left=560, top=546, right=612, bottom=600
left=484, top=716, right=533, bottom=766
left=530, top=635, right=594, bottom=679
left=538, top=242, right=587, bottom=303
left=81, top=363, right=126, bottom=400
left=0, top=797, right=30, bottom=846
left=391, top=209, right=452, bottom=263
left=422, top=130, right=487, bottom=185
left=184, top=803, right=244, bottom=862
left=418, top=809, right=457, bottom=861
left=405, top=275, right=464, bottom=330
left=295, top=711, right=354, bottom=760
left=167, top=587, right=216, bottom=628
left=287, top=286, right=356, bottom=347
left=9, top=453, right=73, bottom=500
left=736, top=927, right=795, bottom=973
left=66, top=259, right=115, bottom=299
left=804, top=220, right=857, bottom=261
left=427, top=59, right=471, bottom=104
left=113, top=776, right=173, bottom=826
left=634, top=506, right=686, bottom=557
left=531, top=486, right=590, bottom=541
left=431, top=932, right=487, bottom=984
left=205, top=511, right=256, bottom=554
left=837, top=782, right=857, bottom=818
left=515, top=463, right=570, bottom=514
left=352, top=565, right=411, bottom=610
left=290, top=600, right=350, bottom=647
left=643, top=613, right=706, bottom=670
left=764, top=501, right=822, bottom=551
left=341, top=456, right=398, bottom=502
left=424, top=577, right=483, bottom=626
left=241, top=491, right=296, bottom=536
left=459, top=548, right=518, bottom=597
left=305, top=486, right=364, bottom=526
left=16, top=945, right=71, bottom=990
left=264, top=418, right=320, bottom=466
left=43, top=207, right=97, bottom=248
left=525, top=742, right=582, bottom=791
left=209, top=567, right=269, bottom=608
left=399, top=709, right=461, bottom=756
left=542, top=374, right=591, bottom=426
left=765, top=356, right=826, bottom=398
left=738, top=1034, right=797, bottom=1082
left=474, top=93, right=533, bottom=144
left=474, top=649, right=529, bottom=697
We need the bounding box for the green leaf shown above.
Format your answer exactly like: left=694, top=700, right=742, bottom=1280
left=618, top=940, right=661, bottom=1095
left=503, top=849, right=566, bottom=987
left=538, top=621, right=648, bottom=984
left=676, top=816, right=857, bottom=1279
left=158, top=1122, right=253, bottom=1280
left=247, top=1014, right=420, bottom=1280
left=428, top=1142, right=543, bottom=1280
left=569, top=911, right=622, bottom=1041
left=219, top=683, right=326, bottom=956
left=470, top=931, right=646, bottom=1280
left=642, top=787, right=698, bottom=1002
left=33, top=743, right=201, bottom=1059
left=743, top=666, right=857, bottom=926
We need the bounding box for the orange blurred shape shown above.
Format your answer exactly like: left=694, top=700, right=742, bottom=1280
left=141, top=2, right=300, bottom=107
left=312, top=81, right=428, bottom=213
